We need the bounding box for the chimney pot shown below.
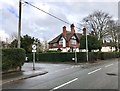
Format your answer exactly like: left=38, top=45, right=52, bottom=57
left=71, top=24, right=75, bottom=33
left=63, top=26, right=66, bottom=37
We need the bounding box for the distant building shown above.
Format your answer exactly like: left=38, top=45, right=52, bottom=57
left=48, top=24, right=82, bottom=52
left=101, top=42, right=116, bottom=52
left=48, top=24, right=116, bottom=52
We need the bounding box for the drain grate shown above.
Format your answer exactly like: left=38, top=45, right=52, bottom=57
left=106, top=72, right=117, bottom=76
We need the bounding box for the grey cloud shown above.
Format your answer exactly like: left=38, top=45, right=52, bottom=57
left=1, top=9, right=18, bottom=35
left=1, top=0, right=118, bottom=42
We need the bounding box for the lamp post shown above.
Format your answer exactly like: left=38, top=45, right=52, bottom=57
left=117, top=33, right=120, bottom=52
left=85, top=20, right=89, bottom=62
left=75, top=47, right=77, bottom=63
left=86, top=30, right=88, bottom=62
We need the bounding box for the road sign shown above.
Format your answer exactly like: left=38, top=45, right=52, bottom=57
left=32, top=44, right=36, bottom=50
left=32, top=50, right=36, bottom=52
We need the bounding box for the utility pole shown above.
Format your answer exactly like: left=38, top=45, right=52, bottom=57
left=18, top=0, right=22, bottom=48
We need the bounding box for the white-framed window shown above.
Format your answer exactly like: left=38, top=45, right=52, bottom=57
left=71, top=36, right=76, bottom=40
left=71, top=36, right=76, bottom=45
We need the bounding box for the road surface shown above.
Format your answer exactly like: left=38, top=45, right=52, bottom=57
left=2, top=59, right=119, bottom=91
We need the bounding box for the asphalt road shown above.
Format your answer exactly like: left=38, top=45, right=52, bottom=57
left=2, top=59, right=119, bottom=91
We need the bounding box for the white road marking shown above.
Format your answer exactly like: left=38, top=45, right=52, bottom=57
left=71, top=66, right=74, bottom=68
left=61, top=69, right=65, bottom=71
left=88, top=68, right=102, bottom=75
left=54, top=65, right=60, bottom=66
left=54, top=71, right=59, bottom=73
left=50, top=78, right=78, bottom=91
left=105, top=64, right=113, bottom=68
left=65, top=68, right=69, bottom=70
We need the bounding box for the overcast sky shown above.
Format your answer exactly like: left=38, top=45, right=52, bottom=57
left=0, top=0, right=119, bottom=42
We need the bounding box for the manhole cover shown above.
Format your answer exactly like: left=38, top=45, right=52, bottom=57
left=106, top=73, right=117, bottom=76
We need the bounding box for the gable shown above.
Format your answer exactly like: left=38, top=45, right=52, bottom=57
left=68, top=33, right=80, bottom=42
left=48, top=34, right=62, bottom=44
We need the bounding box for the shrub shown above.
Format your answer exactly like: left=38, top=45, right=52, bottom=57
left=97, top=52, right=119, bottom=60
left=2, top=48, right=25, bottom=72
left=26, top=52, right=98, bottom=63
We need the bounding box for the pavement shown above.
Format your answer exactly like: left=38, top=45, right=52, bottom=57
left=2, top=64, right=48, bottom=85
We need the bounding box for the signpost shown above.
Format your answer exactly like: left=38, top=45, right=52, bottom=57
left=32, top=44, right=36, bottom=70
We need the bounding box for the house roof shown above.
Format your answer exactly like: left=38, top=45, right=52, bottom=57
left=48, top=31, right=82, bottom=44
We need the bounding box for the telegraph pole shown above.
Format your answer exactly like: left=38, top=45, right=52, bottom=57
left=18, top=0, right=22, bottom=48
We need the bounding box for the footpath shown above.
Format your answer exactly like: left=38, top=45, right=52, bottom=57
left=2, top=65, right=48, bottom=85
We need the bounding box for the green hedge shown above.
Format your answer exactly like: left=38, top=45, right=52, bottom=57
left=2, top=48, right=25, bottom=72
left=26, top=52, right=98, bottom=63
left=27, top=52, right=74, bottom=62
left=26, top=52, right=120, bottom=63
left=98, top=52, right=119, bottom=60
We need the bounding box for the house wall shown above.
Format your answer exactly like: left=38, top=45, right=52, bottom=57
left=69, top=39, right=79, bottom=48
left=101, top=46, right=115, bottom=52
left=63, top=37, right=66, bottom=47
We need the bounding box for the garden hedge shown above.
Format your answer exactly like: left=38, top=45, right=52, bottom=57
left=27, top=52, right=120, bottom=63
left=2, top=48, right=25, bottom=72
left=98, top=52, right=120, bottom=60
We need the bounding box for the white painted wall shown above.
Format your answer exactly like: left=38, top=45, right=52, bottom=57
left=62, top=37, right=66, bottom=47
left=101, top=46, right=115, bottom=52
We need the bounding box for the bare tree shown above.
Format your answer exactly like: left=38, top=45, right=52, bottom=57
left=10, top=32, right=17, bottom=42
left=83, top=10, right=112, bottom=40
left=104, top=20, right=120, bottom=51
left=105, top=20, right=117, bottom=42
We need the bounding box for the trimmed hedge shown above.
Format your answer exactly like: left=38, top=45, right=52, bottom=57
left=26, top=52, right=120, bottom=63
left=2, top=48, right=25, bottom=72
left=98, top=52, right=119, bottom=60
left=27, top=52, right=74, bottom=62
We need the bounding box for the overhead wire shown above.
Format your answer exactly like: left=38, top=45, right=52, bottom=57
left=22, top=0, right=82, bottom=30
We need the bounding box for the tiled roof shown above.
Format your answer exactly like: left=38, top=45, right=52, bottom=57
left=48, top=31, right=82, bottom=44
left=48, top=33, right=62, bottom=44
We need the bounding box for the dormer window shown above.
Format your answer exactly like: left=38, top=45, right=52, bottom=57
left=71, top=36, right=76, bottom=40
left=71, top=36, right=76, bottom=45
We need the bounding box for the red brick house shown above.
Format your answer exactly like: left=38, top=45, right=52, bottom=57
left=48, top=24, right=82, bottom=52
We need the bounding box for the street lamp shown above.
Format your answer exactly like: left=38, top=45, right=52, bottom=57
left=117, top=33, right=120, bottom=52
left=75, top=47, right=77, bottom=63
left=85, top=20, right=89, bottom=62
left=86, top=29, right=88, bottom=62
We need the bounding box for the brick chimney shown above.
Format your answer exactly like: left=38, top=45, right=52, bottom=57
left=83, top=28, right=86, bottom=35
left=71, top=24, right=75, bottom=33
left=63, top=26, right=66, bottom=37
